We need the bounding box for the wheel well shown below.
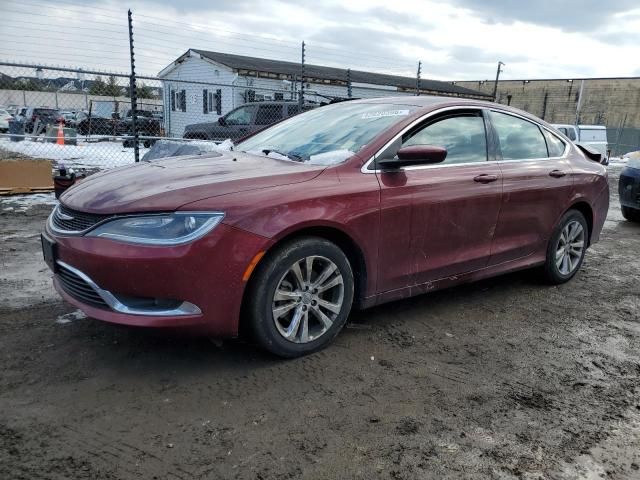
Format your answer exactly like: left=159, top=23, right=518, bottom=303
left=249, top=226, right=368, bottom=308
left=567, top=202, right=594, bottom=246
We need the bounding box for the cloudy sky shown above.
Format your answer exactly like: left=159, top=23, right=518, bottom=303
left=1, top=0, right=639, bottom=81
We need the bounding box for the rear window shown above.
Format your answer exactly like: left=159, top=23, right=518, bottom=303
left=543, top=130, right=567, bottom=157
left=579, top=128, right=607, bottom=142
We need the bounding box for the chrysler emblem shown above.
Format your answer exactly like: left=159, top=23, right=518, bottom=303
left=58, top=212, right=74, bottom=221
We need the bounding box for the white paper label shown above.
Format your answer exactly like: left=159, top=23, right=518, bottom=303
left=361, top=109, right=410, bottom=119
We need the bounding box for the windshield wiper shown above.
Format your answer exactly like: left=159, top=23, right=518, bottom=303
left=261, top=148, right=304, bottom=162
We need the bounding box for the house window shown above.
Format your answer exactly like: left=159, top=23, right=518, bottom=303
left=203, top=89, right=222, bottom=115
left=173, top=89, right=186, bottom=112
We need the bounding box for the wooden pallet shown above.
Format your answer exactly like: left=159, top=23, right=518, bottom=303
left=0, top=159, right=54, bottom=195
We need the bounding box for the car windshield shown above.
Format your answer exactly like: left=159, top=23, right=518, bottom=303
left=237, top=102, right=417, bottom=165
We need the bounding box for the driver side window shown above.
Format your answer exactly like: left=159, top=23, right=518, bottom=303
left=402, top=113, right=488, bottom=165
left=225, top=105, right=256, bottom=125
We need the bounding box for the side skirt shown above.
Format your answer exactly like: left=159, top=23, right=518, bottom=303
left=360, top=253, right=546, bottom=309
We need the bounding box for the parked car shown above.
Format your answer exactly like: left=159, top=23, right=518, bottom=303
left=63, top=110, right=86, bottom=128
left=5, top=105, right=20, bottom=116
left=43, top=97, right=609, bottom=357
left=183, top=101, right=313, bottom=141
left=619, top=153, right=640, bottom=222
left=20, top=107, right=64, bottom=133
left=76, top=113, right=119, bottom=136
left=59, top=111, right=76, bottom=124
left=0, top=109, right=12, bottom=132
left=118, top=109, right=163, bottom=139
left=551, top=124, right=609, bottom=157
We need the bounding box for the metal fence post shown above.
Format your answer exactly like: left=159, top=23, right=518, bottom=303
left=127, top=9, right=140, bottom=162
left=299, top=41, right=305, bottom=108
left=416, top=61, right=421, bottom=95
left=347, top=68, right=352, bottom=99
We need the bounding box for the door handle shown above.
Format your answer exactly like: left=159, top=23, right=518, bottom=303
left=549, top=170, right=566, bottom=178
left=473, top=174, right=498, bottom=184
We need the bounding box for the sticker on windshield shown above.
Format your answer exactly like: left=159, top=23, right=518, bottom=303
left=361, top=109, right=410, bottom=120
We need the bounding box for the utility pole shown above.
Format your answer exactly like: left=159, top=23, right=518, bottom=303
left=127, top=9, right=139, bottom=162
left=575, top=79, right=585, bottom=125
left=347, top=68, right=352, bottom=99
left=299, top=41, right=305, bottom=108
left=492, top=61, right=505, bottom=102
left=416, top=61, right=422, bottom=95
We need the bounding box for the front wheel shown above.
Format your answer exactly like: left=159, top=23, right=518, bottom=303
left=245, top=237, right=354, bottom=358
left=542, top=210, right=588, bottom=284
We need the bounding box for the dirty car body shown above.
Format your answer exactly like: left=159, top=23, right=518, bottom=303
left=42, top=96, right=609, bottom=357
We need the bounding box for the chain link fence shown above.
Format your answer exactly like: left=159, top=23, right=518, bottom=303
left=0, top=60, right=486, bottom=175
left=1, top=3, right=638, bottom=182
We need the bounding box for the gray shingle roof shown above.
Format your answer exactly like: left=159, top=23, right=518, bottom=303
left=190, top=50, right=490, bottom=99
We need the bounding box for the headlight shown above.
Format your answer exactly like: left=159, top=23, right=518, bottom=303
left=86, top=212, right=224, bottom=245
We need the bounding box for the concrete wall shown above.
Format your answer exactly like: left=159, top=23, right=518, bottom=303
left=456, top=78, right=640, bottom=130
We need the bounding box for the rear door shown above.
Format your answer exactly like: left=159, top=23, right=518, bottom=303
left=487, top=110, right=573, bottom=264
left=223, top=105, right=258, bottom=140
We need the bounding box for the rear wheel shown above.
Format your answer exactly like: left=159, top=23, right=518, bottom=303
left=621, top=206, right=640, bottom=223
left=542, top=210, right=588, bottom=284
left=245, top=237, right=354, bottom=358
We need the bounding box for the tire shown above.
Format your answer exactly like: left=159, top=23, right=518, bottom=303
left=245, top=237, right=354, bottom=358
left=543, top=210, right=588, bottom=284
left=621, top=206, right=640, bottom=223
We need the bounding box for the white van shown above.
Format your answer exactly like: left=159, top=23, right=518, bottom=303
left=551, top=124, right=609, bottom=156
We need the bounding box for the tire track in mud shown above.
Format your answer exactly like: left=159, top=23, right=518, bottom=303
left=56, top=424, right=195, bottom=480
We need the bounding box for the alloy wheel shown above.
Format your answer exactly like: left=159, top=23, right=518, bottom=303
left=272, top=255, right=344, bottom=343
left=555, top=220, right=585, bottom=275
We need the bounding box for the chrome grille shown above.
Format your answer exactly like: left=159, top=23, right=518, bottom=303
left=57, top=263, right=109, bottom=309
left=52, top=204, right=114, bottom=233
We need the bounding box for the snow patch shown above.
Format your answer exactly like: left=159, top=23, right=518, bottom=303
left=309, top=149, right=355, bottom=165
left=0, top=193, right=57, bottom=212
left=56, top=310, right=87, bottom=324
left=0, top=137, right=148, bottom=169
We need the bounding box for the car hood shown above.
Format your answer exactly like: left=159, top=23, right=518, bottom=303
left=61, top=152, right=326, bottom=214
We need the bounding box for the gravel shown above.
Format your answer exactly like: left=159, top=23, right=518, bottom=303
left=0, top=166, right=638, bottom=479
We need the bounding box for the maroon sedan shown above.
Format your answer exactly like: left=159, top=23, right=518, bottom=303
left=42, top=97, right=609, bottom=357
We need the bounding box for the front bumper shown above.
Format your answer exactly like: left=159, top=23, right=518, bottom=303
left=619, top=166, right=640, bottom=210
left=45, top=222, right=270, bottom=336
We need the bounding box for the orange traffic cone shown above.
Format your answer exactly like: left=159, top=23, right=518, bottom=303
left=56, top=122, right=65, bottom=145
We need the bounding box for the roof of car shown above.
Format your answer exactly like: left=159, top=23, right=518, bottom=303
left=347, top=95, right=495, bottom=108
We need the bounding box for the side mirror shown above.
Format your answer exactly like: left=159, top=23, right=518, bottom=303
left=218, top=116, right=226, bottom=126
left=378, top=145, right=448, bottom=169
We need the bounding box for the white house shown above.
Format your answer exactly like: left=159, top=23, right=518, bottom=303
left=157, top=49, right=490, bottom=138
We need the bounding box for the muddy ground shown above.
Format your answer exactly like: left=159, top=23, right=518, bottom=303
left=0, top=167, right=639, bottom=480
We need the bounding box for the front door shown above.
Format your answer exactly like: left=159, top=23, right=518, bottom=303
left=375, top=109, right=503, bottom=293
